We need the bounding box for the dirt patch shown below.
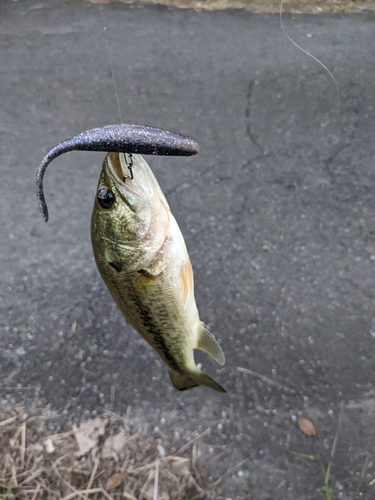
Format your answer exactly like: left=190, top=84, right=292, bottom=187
left=88, top=0, right=375, bottom=13
left=0, top=405, right=224, bottom=499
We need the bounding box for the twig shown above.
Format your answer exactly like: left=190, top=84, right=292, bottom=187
left=12, top=464, right=18, bottom=487
left=96, top=488, right=115, bottom=500
left=87, top=455, right=100, bottom=490
left=356, top=452, right=370, bottom=495
left=139, top=468, right=155, bottom=500
left=207, top=451, right=246, bottom=492
left=12, top=424, right=24, bottom=444
left=176, top=428, right=211, bottom=456
left=103, top=407, right=132, bottom=431
left=153, top=459, right=159, bottom=500
left=237, top=367, right=296, bottom=394
left=0, top=386, right=33, bottom=390
left=110, top=385, right=115, bottom=411
left=192, top=443, right=197, bottom=469
left=326, top=400, right=345, bottom=485
left=125, top=405, right=132, bottom=429
left=122, top=493, right=138, bottom=500
left=21, top=421, right=26, bottom=468
left=61, top=488, right=111, bottom=500
left=131, top=461, right=158, bottom=475
left=31, top=484, right=41, bottom=500
left=165, top=456, right=189, bottom=463
left=0, top=416, right=18, bottom=427
left=52, top=463, right=91, bottom=500
left=4, top=367, right=20, bottom=383
left=184, top=470, right=203, bottom=494
left=19, top=467, right=44, bottom=486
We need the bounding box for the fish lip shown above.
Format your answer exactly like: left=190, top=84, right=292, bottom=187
left=104, top=154, right=137, bottom=212
left=106, top=152, right=128, bottom=185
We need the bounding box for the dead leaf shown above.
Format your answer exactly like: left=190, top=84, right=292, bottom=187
left=297, top=418, right=316, bottom=436
left=102, top=429, right=127, bottom=458
left=106, top=473, right=123, bottom=490
left=73, top=418, right=107, bottom=456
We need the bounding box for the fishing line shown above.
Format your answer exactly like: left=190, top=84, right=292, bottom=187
left=100, top=8, right=135, bottom=177
left=279, top=0, right=339, bottom=98
left=101, top=8, right=124, bottom=124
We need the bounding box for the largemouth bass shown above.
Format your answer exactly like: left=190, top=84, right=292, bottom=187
left=36, top=124, right=225, bottom=392
left=91, top=152, right=225, bottom=392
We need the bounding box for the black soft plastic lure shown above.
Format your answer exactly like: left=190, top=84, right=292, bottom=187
left=36, top=124, right=199, bottom=222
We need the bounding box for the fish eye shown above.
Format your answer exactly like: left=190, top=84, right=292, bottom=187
left=97, top=188, right=115, bottom=209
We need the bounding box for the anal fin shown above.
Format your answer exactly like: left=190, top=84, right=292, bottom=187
left=196, top=325, right=225, bottom=366
left=169, top=370, right=226, bottom=393
left=169, top=371, right=199, bottom=391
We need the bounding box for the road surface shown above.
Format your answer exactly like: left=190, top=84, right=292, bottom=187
left=1, top=1, right=375, bottom=497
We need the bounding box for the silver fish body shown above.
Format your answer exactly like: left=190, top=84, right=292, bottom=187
left=91, top=152, right=225, bottom=392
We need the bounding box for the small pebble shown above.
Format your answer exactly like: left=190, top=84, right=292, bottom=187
left=157, top=444, right=166, bottom=457
left=44, top=438, right=55, bottom=454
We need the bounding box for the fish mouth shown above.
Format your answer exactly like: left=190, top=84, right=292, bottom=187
left=104, top=152, right=138, bottom=211
left=109, top=152, right=132, bottom=185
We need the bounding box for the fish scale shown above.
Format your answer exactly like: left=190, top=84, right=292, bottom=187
left=101, top=257, right=192, bottom=374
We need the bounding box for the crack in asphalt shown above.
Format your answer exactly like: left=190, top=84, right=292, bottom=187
left=246, top=80, right=266, bottom=157
left=323, top=89, right=361, bottom=184
left=246, top=76, right=363, bottom=192
left=323, top=143, right=350, bottom=184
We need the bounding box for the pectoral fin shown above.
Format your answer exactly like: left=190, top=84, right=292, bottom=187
left=196, top=325, right=225, bottom=366
left=134, top=269, right=160, bottom=295
left=180, top=258, right=194, bottom=304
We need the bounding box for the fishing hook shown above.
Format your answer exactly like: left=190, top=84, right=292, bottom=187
left=36, top=124, right=199, bottom=222
left=123, top=152, right=134, bottom=181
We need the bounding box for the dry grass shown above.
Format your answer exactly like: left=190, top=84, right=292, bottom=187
left=0, top=405, right=219, bottom=500
left=88, top=0, right=375, bottom=14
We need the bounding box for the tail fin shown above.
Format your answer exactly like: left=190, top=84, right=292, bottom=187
left=169, top=370, right=226, bottom=393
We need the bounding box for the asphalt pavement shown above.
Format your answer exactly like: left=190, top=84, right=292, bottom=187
left=1, top=1, right=375, bottom=498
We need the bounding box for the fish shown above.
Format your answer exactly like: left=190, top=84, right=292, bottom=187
left=91, top=152, right=226, bottom=392
left=36, top=124, right=225, bottom=392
